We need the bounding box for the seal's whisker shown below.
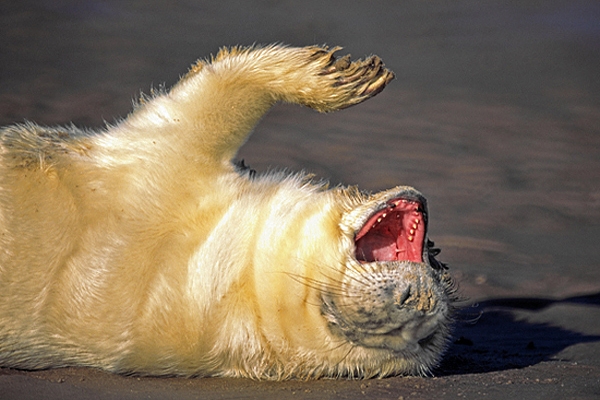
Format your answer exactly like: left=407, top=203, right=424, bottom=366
left=284, top=272, right=346, bottom=297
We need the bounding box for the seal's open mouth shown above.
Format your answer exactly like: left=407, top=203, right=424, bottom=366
left=354, top=198, right=425, bottom=263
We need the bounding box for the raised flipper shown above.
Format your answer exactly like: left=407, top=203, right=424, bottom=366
left=128, top=44, right=395, bottom=167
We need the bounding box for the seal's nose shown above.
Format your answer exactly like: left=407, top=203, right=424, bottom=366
left=393, top=283, right=411, bottom=306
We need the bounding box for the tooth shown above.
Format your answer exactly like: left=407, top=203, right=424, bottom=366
left=396, top=213, right=401, bottom=219
left=382, top=213, right=387, bottom=218
left=410, top=229, right=415, bottom=235
left=414, top=218, right=420, bottom=224
left=408, top=236, right=414, bottom=242
left=412, top=224, right=418, bottom=229
left=377, top=217, right=382, bottom=223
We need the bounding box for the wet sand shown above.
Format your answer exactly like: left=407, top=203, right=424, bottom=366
left=1, top=0, right=600, bottom=398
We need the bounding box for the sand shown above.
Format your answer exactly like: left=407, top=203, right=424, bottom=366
left=1, top=0, right=599, bottom=398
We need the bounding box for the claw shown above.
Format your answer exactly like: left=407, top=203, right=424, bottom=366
left=333, top=54, right=352, bottom=71
left=361, top=72, right=395, bottom=96
left=310, top=46, right=394, bottom=111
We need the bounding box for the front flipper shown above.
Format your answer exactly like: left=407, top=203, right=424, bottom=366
left=130, top=45, right=394, bottom=167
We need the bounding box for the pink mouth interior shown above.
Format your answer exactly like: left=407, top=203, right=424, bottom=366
left=355, top=198, right=425, bottom=263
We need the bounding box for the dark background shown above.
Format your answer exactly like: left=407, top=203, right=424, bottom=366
left=1, top=1, right=599, bottom=398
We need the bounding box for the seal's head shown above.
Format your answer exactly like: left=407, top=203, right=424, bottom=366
left=322, top=186, right=454, bottom=376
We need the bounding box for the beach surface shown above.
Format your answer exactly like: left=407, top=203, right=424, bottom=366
left=1, top=1, right=599, bottom=398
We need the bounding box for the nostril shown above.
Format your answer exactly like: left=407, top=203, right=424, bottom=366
left=418, top=331, right=436, bottom=348
left=394, top=285, right=411, bottom=306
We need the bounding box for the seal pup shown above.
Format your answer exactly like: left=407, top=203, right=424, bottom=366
left=0, top=44, right=454, bottom=379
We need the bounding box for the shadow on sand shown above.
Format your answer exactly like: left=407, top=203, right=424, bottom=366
left=436, top=292, right=600, bottom=375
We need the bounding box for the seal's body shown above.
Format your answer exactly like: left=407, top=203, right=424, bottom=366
left=0, top=45, right=453, bottom=379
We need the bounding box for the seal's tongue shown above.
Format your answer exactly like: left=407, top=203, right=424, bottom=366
left=354, top=198, right=425, bottom=263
